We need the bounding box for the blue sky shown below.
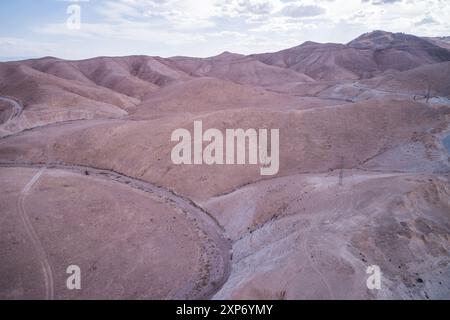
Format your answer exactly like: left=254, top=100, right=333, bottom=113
left=0, top=0, right=449, bottom=60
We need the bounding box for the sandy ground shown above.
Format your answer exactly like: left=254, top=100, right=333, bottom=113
left=0, top=165, right=230, bottom=299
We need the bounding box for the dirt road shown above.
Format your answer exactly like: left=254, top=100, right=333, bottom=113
left=0, top=96, right=23, bottom=123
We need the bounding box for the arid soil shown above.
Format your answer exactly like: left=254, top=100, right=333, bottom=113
left=0, top=31, right=449, bottom=299
left=0, top=164, right=230, bottom=299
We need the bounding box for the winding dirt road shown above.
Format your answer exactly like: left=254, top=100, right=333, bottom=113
left=0, top=96, right=23, bottom=123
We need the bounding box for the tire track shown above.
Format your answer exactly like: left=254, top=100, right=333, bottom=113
left=17, top=167, right=54, bottom=300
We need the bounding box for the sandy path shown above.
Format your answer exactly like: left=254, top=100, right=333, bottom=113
left=1, top=162, right=232, bottom=300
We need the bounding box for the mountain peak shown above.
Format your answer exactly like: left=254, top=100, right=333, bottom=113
left=209, top=51, right=243, bottom=60
left=217, top=51, right=236, bottom=56
left=347, top=30, right=424, bottom=49
left=366, top=30, right=393, bottom=37
left=300, top=41, right=320, bottom=47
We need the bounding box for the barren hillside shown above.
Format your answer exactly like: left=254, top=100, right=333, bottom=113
left=1, top=30, right=449, bottom=300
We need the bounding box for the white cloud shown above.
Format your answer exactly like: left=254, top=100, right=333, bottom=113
left=36, top=21, right=207, bottom=44
left=0, top=37, right=65, bottom=58
left=6, top=0, right=450, bottom=59
left=280, top=4, right=326, bottom=18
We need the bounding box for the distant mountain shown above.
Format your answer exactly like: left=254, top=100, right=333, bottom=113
left=250, top=42, right=378, bottom=81
left=21, top=56, right=191, bottom=100
left=1, top=30, right=449, bottom=130
left=250, top=30, right=450, bottom=80
left=424, top=36, right=450, bottom=51
left=0, top=56, right=37, bottom=62
left=170, top=51, right=314, bottom=86
left=348, top=30, right=450, bottom=71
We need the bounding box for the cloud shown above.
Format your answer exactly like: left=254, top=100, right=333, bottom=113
left=362, top=0, right=403, bottom=4
left=35, top=22, right=206, bottom=45
left=235, top=0, right=274, bottom=15
left=415, top=16, right=439, bottom=26
left=5, top=0, right=450, bottom=59
left=97, top=0, right=218, bottom=29
left=216, top=0, right=277, bottom=18
left=0, top=37, right=67, bottom=58
left=281, top=4, right=326, bottom=18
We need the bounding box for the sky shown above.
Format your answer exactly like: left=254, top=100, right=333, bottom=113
left=0, top=0, right=449, bottom=60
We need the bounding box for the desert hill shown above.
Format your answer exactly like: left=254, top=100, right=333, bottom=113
left=251, top=42, right=378, bottom=80
left=251, top=31, right=450, bottom=80
left=0, top=30, right=449, bottom=300
left=171, top=52, right=314, bottom=86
